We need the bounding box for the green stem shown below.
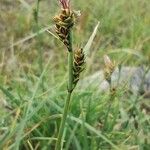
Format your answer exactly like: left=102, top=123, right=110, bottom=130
left=55, top=91, right=72, bottom=150
left=68, top=51, right=74, bottom=91
left=55, top=31, right=74, bottom=150
left=103, top=82, right=113, bottom=131
left=34, top=0, right=44, bottom=91
left=103, top=103, right=112, bottom=131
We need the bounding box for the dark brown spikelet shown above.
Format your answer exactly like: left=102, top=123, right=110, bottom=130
left=73, top=48, right=85, bottom=87
left=53, top=9, right=74, bottom=50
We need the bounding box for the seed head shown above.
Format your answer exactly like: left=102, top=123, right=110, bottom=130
left=59, top=0, right=70, bottom=9
left=103, top=55, right=115, bottom=83
left=73, top=48, right=85, bottom=87
left=53, top=1, right=75, bottom=50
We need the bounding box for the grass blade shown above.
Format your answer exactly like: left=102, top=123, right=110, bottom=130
left=83, top=22, right=100, bottom=56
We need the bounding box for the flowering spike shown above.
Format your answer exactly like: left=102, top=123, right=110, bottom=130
left=73, top=48, right=85, bottom=87
left=59, top=0, right=70, bottom=9
left=54, top=0, right=74, bottom=50
left=103, top=55, right=115, bottom=84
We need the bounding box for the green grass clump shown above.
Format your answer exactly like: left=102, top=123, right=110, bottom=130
left=0, top=0, right=149, bottom=149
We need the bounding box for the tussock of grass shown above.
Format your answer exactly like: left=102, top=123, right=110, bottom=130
left=0, top=0, right=149, bottom=149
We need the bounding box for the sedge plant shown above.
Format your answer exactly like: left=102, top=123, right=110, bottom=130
left=53, top=0, right=85, bottom=149
left=103, top=55, right=116, bottom=131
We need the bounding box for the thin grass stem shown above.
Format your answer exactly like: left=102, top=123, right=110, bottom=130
left=55, top=31, right=74, bottom=150
left=34, top=0, right=44, bottom=91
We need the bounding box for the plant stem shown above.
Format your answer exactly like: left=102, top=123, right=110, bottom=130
left=103, top=82, right=113, bottom=131
left=55, top=31, right=74, bottom=150
left=68, top=51, right=74, bottom=91
left=55, top=91, right=72, bottom=150
left=34, top=0, right=44, bottom=91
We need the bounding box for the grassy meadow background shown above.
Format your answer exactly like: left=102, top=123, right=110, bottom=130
left=0, top=0, right=150, bottom=149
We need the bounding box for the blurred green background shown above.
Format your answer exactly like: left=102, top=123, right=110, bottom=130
left=0, top=0, right=150, bottom=149
left=0, top=0, right=149, bottom=73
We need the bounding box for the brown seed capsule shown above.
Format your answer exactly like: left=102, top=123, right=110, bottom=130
left=53, top=9, right=75, bottom=51
left=73, top=48, right=85, bottom=87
